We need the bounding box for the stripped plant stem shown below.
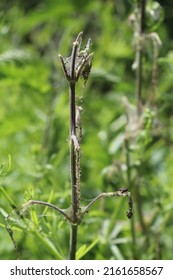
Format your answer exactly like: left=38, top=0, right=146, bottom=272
left=82, top=189, right=133, bottom=219
left=135, top=0, right=146, bottom=116
left=133, top=0, right=147, bottom=236
left=6, top=32, right=133, bottom=260
left=59, top=32, right=93, bottom=259
left=59, top=32, right=133, bottom=259
left=23, top=200, right=71, bottom=222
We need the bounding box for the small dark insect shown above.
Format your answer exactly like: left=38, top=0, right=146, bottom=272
left=126, top=209, right=133, bottom=219
left=118, top=187, right=128, bottom=193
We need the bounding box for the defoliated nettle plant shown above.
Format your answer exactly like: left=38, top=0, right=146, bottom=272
left=4, top=32, right=133, bottom=260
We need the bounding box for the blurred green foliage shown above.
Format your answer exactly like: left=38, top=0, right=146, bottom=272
left=0, top=0, right=173, bottom=260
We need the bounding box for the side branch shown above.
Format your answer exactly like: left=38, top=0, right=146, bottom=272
left=82, top=189, right=133, bottom=219
left=22, top=200, right=71, bottom=222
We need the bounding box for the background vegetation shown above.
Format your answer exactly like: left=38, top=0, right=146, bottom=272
left=0, top=0, right=173, bottom=260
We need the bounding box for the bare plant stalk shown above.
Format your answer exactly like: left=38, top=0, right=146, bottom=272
left=5, top=32, right=133, bottom=260
left=59, top=32, right=133, bottom=260
left=24, top=200, right=71, bottom=221
left=59, top=32, right=93, bottom=259
left=69, top=78, right=79, bottom=260
left=135, top=0, right=148, bottom=237
left=82, top=190, right=133, bottom=219
left=135, top=0, right=146, bottom=116
left=68, top=40, right=80, bottom=260
left=124, top=138, right=138, bottom=259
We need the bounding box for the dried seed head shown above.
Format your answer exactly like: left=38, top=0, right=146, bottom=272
left=59, top=32, right=93, bottom=83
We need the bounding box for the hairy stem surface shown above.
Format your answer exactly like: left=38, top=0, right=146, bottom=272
left=69, top=81, right=79, bottom=260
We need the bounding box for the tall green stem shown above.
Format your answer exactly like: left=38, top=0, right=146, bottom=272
left=135, top=0, right=146, bottom=116
left=135, top=0, right=148, bottom=236
left=124, top=139, right=138, bottom=259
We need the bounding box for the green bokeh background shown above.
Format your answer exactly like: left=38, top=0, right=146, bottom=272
left=0, top=0, right=173, bottom=259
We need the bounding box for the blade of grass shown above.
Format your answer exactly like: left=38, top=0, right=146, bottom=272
left=0, top=186, right=17, bottom=210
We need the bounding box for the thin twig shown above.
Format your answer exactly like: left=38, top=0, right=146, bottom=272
left=23, top=200, right=71, bottom=222
left=82, top=190, right=133, bottom=218
left=5, top=223, right=20, bottom=260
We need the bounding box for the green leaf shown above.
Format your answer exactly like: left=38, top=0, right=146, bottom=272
left=0, top=186, right=17, bottom=210
left=0, top=207, right=8, bottom=218
left=76, top=238, right=99, bottom=260
left=33, top=230, right=64, bottom=260
left=110, top=245, right=124, bottom=260
left=0, top=155, right=11, bottom=176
